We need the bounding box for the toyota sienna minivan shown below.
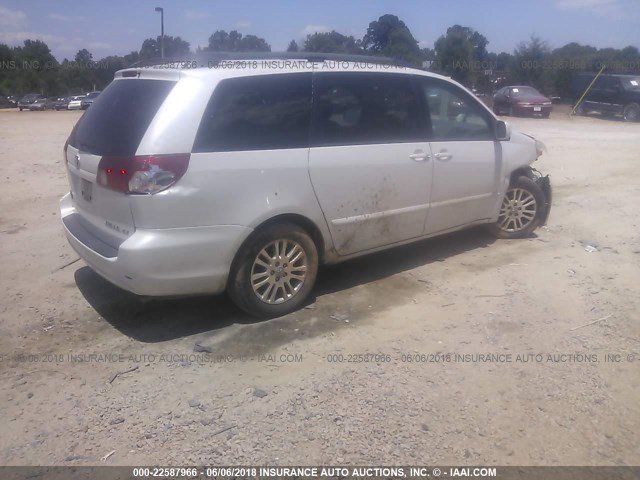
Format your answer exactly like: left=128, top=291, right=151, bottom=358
left=60, top=53, right=551, bottom=317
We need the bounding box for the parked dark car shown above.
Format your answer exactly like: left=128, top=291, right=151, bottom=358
left=493, top=86, right=553, bottom=118
left=27, top=98, right=50, bottom=111
left=572, top=73, right=640, bottom=122
left=0, top=97, right=15, bottom=108
left=18, top=93, right=45, bottom=111
left=80, top=91, right=101, bottom=109
left=1, top=95, right=20, bottom=108
left=54, top=97, right=70, bottom=110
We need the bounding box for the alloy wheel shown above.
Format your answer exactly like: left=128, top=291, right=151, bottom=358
left=250, top=239, right=308, bottom=304
left=498, top=187, right=538, bottom=232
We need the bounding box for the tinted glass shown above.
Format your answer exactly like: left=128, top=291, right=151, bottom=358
left=193, top=73, right=312, bottom=152
left=311, top=73, right=424, bottom=146
left=422, top=80, right=493, bottom=141
left=598, top=77, right=619, bottom=89
left=622, top=77, right=640, bottom=90
left=68, top=79, right=176, bottom=156
left=511, top=86, right=540, bottom=96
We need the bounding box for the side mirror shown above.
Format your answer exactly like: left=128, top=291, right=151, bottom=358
left=495, top=120, right=511, bottom=141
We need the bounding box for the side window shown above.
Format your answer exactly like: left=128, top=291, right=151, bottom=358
left=193, top=73, right=312, bottom=152
left=598, top=76, right=613, bottom=89
left=422, top=80, right=493, bottom=141
left=311, top=73, right=424, bottom=146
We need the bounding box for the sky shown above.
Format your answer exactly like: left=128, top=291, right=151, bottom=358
left=0, top=0, right=638, bottom=61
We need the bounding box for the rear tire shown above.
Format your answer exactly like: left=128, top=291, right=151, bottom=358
left=228, top=223, right=319, bottom=318
left=489, top=176, right=545, bottom=239
left=623, top=103, right=640, bottom=122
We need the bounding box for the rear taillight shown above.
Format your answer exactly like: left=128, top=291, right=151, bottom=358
left=97, top=154, right=190, bottom=194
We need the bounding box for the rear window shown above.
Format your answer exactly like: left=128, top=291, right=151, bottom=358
left=68, top=79, right=176, bottom=156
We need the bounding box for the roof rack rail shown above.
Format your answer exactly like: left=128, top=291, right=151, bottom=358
left=128, top=51, right=413, bottom=69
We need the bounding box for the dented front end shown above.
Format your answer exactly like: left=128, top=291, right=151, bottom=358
left=533, top=169, right=552, bottom=226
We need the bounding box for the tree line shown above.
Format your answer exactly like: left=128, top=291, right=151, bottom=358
left=1, top=14, right=638, bottom=99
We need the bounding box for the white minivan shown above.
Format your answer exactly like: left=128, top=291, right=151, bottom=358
left=60, top=53, right=551, bottom=317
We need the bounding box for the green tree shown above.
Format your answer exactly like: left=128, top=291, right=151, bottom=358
left=513, top=35, right=552, bottom=92
left=11, top=40, right=59, bottom=94
left=93, top=55, right=127, bottom=88
left=362, top=14, right=421, bottom=64
left=74, top=48, right=93, bottom=65
left=434, top=25, right=490, bottom=85
left=124, top=51, right=140, bottom=66
left=550, top=43, right=597, bottom=97
left=140, top=36, right=191, bottom=59
left=304, top=31, right=362, bottom=54
left=287, top=40, right=299, bottom=52
left=204, top=30, right=270, bottom=52
left=0, top=43, right=15, bottom=95
left=434, top=27, right=474, bottom=83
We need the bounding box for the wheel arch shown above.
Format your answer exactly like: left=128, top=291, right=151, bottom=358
left=227, top=213, right=327, bottom=290
left=509, top=166, right=535, bottom=186
left=623, top=101, right=640, bottom=122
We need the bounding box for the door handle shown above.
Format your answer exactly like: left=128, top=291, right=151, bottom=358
left=409, top=152, right=430, bottom=162
left=434, top=151, right=453, bottom=161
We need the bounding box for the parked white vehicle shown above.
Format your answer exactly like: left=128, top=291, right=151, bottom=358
left=67, top=95, right=85, bottom=110
left=60, top=54, right=551, bottom=317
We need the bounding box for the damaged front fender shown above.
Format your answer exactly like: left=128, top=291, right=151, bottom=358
left=534, top=171, right=552, bottom=226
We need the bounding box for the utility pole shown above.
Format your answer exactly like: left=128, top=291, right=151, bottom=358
left=155, top=7, right=164, bottom=59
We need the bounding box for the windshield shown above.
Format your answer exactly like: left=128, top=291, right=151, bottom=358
left=511, top=87, right=541, bottom=97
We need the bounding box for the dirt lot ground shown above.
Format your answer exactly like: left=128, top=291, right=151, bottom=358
left=0, top=106, right=639, bottom=466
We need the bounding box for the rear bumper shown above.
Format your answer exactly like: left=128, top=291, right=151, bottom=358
left=513, top=105, right=552, bottom=116
left=60, top=193, right=252, bottom=296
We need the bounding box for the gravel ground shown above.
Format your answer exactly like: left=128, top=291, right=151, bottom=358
left=0, top=107, right=639, bottom=466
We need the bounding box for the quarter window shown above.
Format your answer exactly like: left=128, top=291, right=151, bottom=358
left=311, top=73, right=425, bottom=146
left=193, top=73, right=312, bottom=152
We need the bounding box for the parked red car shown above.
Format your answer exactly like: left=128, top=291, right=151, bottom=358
left=493, top=86, right=552, bottom=118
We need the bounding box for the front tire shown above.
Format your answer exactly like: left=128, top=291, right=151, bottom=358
left=228, top=223, right=319, bottom=318
left=489, top=176, right=545, bottom=239
left=623, top=103, right=640, bottom=122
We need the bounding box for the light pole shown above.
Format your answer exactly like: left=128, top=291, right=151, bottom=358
left=155, top=7, right=164, bottom=59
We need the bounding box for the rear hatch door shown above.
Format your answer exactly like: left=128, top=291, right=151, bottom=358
left=65, top=77, right=177, bottom=249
